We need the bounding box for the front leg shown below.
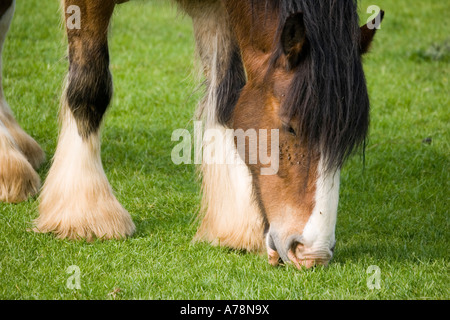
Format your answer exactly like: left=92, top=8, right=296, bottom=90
left=35, top=0, right=135, bottom=240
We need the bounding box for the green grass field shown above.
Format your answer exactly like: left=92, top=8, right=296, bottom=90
left=0, top=0, right=448, bottom=300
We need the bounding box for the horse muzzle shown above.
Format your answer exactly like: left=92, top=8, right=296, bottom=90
left=266, top=230, right=334, bottom=269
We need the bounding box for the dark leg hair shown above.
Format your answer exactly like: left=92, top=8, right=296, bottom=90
left=64, top=1, right=114, bottom=138
left=36, top=0, right=135, bottom=240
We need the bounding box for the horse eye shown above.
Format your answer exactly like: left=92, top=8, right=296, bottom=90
left=288, top=126, right=296, bottom=136
left=283, top=124, right=296, bottom=136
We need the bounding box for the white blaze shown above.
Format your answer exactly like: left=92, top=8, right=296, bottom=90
left=301, top=156, right=340, bottom=256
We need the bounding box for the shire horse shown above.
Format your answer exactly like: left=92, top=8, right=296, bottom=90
left=0, top=0, right=383, bottom=269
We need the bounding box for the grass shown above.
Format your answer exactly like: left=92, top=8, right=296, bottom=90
left=0, top=0, right=448, bottom=300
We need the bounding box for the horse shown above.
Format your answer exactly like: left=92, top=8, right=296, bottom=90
left=0, top=0, right=383, bottom=269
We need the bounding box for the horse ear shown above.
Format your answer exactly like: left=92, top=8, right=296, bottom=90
left=360, top=10, right=385, bottom=54
left=281, top=12, right=306, bottom=69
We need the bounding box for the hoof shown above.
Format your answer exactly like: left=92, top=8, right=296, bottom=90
left=0, top=143, right=40, bottom=203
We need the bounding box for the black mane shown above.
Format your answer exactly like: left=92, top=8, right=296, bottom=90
left=273, top=0, right=370, bottom=171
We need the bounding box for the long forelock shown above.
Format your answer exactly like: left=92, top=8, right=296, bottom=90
left=274, top=0, right=370, bottom=172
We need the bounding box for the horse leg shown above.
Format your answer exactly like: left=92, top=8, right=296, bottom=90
left=35, top=0, right=135, bottom=240
left=178, top=0, right=265, bottom=252
left=0, top=0, right=43, bottom=203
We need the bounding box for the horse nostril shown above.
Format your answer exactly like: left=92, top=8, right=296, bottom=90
left=286, top=234, right=304, bottom=255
